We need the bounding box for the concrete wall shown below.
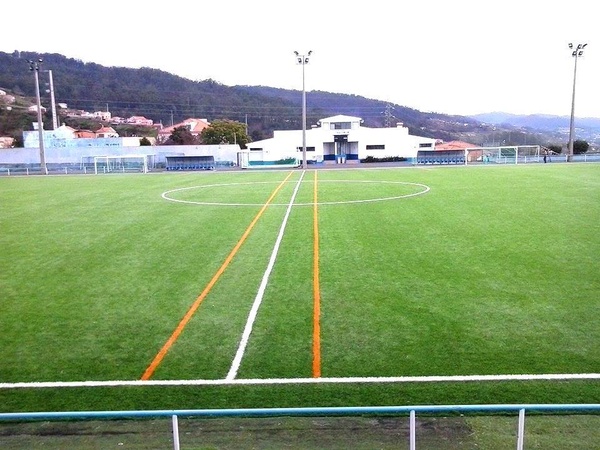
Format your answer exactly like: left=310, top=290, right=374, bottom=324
left=0, top=144, right=242, bottom=165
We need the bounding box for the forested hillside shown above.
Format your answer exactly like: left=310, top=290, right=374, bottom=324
left=1, top=50, right=585, bottom=147
left=0, top=50, right=484, bottom=142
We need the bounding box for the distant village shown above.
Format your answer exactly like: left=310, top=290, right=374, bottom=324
left=0, top=88, right=211, bottom=149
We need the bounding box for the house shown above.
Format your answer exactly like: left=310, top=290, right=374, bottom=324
left=95, top=126, right=119, bottom=138
left=75, top=129, right=96, bottom=139
left=93, top=111, right=112, bottom=121
left=0, top=90, right=15, bottom=104
left=0, top=136, right=15, bottom=148
left=126, top=116, right=153, bottom=126
left=53, top=124, right=77, bottom=139
left=157, top=118, right=210, bottom=143
left=246, top=115, right=437, bottom=165
left=110, top=116, right=125, bottom=124
left=28, top=105, right=47, bottom=113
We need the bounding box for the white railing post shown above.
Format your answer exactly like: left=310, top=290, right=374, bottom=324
left=172, top=414, right=180, bottom=450
left=516, top=408, right=525, bottom=450
left=409, top=409, right=416, bottom=450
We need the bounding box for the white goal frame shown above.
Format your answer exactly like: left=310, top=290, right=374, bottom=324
left=465, top=145, right=541, bottom=165
left=93, top=154, right=151, bottom=174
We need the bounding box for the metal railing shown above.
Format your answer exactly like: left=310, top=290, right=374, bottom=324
left=2, top=403, right=598, bottom=450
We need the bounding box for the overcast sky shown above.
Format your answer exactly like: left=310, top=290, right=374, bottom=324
left=2, top=0, right=597, bottom=118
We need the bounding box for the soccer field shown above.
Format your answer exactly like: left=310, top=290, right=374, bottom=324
left=0, top=164, right=599, bottom=412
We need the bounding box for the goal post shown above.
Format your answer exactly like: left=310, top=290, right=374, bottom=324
left=93, top=154, right=151, bottom=174
left=465, top=145, right=541, bottom=165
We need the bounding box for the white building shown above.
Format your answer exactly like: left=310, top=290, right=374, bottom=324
left=93, top=111, right=112, bottom=121
left=246, top=115, right=436, bottom=165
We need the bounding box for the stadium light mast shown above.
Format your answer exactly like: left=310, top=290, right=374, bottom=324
left=45, top=69, right=59, bottom=130
left=28, top=58, right=47, bottom=174
left=294, top=50, right=312, bottom=169
left=567, top=42, right=587, bottom=162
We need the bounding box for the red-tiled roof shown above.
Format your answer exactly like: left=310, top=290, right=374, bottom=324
left=435, top=140, right=479, bottom=150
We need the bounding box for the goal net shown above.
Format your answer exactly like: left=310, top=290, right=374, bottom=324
left=465, top=145, right=541, bottom=165
left=93, top=154, right=152, bottom=174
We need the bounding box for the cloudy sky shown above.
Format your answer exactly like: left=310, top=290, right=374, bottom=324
left=2, top=0, right=597, bottom=118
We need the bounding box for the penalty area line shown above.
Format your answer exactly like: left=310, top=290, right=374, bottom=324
left=2, top=373, right=599, bottom=389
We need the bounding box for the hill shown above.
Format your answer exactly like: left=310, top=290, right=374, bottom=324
left=1, top=50, right=598, bottom=147
left=472, top=112, right=600, bottom=145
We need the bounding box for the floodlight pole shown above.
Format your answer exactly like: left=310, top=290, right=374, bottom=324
left=46, top=69, right=58, bottom=130
left=294, top=51, right=312, bottom=169
left=567, top=43, right=587, bottom=162
left=29, top=58, right=47, bottom=174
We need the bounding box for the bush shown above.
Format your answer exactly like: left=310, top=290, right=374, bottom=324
left=360, top=156, right=407, bottom=163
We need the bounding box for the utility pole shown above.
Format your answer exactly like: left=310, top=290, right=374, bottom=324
left=29, top=58, right=47, bottom=174
left=384, top=104, right=395, bottom=127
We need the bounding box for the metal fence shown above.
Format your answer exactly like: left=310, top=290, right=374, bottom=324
left=1, top=404, right=598, bottom=450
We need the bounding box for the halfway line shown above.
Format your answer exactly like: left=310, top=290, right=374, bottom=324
left=141, top=171, right=295, bottom=380
left=312, top=172, right=321, bottom=378
left=226, top=171, right=306, bottom=380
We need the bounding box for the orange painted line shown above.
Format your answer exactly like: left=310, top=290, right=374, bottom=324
left=141, top=172, right=295, bottom=380
left=312, top=171, right=322, bottom=378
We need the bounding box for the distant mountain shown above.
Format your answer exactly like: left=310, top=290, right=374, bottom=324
left=1, top=50, right=598, bottom=147
left=470, top=112, right=600, bottom=146
left=472, top=112, right=599, bottom=129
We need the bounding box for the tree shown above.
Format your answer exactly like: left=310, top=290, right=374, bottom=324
left=573, top=140, right=589, bottom=155
left=164, top=125, right=198, bottom=145
left=547, top=144, right=562, bottom=154
left=200, top=120, right=250, bottom=149
left=139, top=136, right=152, bottom=146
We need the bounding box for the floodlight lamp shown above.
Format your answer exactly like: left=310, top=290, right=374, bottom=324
left=294, top=51, right=299, bottom=56
left=578, top=51, right=584, bottom=56
left=297, top=57, right=302, bottom=64
left=572, top=51, right=577, bottom=57
left=308, top=50, right=312, bottom=56
left=582, top=43, right=588, bottom=49
left=568, top=43, right=573, bottom=49
left=304, top=57, right=309, bottom=64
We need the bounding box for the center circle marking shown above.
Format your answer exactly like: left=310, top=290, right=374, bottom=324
left=162, top=180, right=430, bottom=206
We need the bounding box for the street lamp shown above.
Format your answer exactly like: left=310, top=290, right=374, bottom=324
left=294, top=50, right=312, bottom=169
left=567, top=42, right=587, bottom=162
left=28, top=58, right=47, bottom=174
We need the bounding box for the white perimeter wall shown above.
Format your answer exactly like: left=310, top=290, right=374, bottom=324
left=0, top=144, right=242, bottom=165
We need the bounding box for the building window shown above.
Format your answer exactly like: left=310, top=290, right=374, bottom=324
left=366, top=144, right=385, bottom=150
left=330, top=122, right=351, bottom=130
left=419, top=143, right=433, bottom=148
left=296, top=146, right=316, bottom=152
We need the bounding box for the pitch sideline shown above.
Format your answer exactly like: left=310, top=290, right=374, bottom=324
left=2, top=373, right=599, bottom=389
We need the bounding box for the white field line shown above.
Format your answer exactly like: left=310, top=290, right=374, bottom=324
left=162, top=180, right=430, bottom=207
left=225, top=171, right=306, bottom=380
left=2, top=374, right=599, bottom=389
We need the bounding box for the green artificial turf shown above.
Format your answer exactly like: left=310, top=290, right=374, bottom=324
left=0, top=164, right=598, bottom=413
